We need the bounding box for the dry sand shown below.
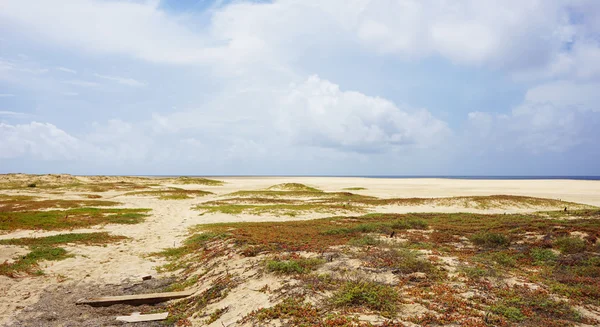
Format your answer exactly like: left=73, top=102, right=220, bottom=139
left=1, top=176, right=599, bottom=326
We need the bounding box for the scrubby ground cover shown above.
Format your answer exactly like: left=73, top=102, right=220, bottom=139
left=194, top=183, right=594, bottom=217
left=0, top=232, right=128, bottom=277
left=154, top=209, right=600, bottom=326
left=0, top=207, right=151, bottom=231
left=125, top=188, right=213, bottom=200
left=0, top=194, right=120, bottom=212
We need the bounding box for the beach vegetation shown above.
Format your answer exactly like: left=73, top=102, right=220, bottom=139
left=125, top=188, right=213, bottom=200
left=173, top=176, right=224, bottom=186
left=0, top=195, right=120, bottom=212
left=0, top=207, right=150, bottom=231
left=0, top=232, right=127, bottom=277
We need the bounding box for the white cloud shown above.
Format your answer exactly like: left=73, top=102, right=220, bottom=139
left=0, top=94, right=15, bottom=97
left=279, top=76, right=451, bottom=152
left=0, top=122, right=81, bottom=160
left=56, top=67, right=77, bottom=74
left=0, top=110, right=31, bottom=118
left=62, top=80, right=100, bottom=87
left=467, top=80, right=600, bottom=153
left=0, top=57, right=48, bottom=74
left=0, top=0, right=212, bottom=65
left=0, top=0, right=579, bottom=72
left=93, top=74, right=146, bottom=87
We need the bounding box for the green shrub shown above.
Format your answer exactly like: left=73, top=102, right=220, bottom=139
left=266, top=257, right=324, bottom=274
left=491, top=305, right=525, bottom=322
left=530, top=248, right=558, bottom=265
left=554, top=237, right=586, bottom=254
left=487, top=251, right=520, bottom=267
left=460, top=265, right=497, bottom=279
left=365, top=248, right=438, bottom=276
left=470, top=232, right=510, bottom=248
left=390, top=219, right=428, bottom=230
left=331, top=280, right=398, bottom=317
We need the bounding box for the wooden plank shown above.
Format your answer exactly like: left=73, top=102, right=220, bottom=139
left=76, top=290, right=194, bottom=307
left=116, top=312, right=169, bottom=323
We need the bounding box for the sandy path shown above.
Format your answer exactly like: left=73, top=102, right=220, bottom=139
left=1, top=177, right=599, bottom=325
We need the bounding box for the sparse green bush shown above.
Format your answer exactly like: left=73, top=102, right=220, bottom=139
left=331, top=280, right=398, bottom=317
left=530, top=248, right=558, bottom=265
left=470, top=232, right=510, bottom=248
left=390, top=219, right=428, bottom=230
left=266, top=257, right=324, bottom=274
left=27, top=183, right=36, bottom=188
left=460, top=265, right=498, bottom=279
left=491, top=305, right=525, bottom=322
left=365, top=248, right=438, bottom=276
left=554, top=237, right=586, bottom=254
left=487, top=251, right=520, bottom=267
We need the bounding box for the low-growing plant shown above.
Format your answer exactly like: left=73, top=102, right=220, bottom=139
left=480, top=251, right=521, bottom=267
left=174, top=176, right=224, bottom=186
left=330, top=280, right=398, bottom=317
left=492, top=285, right=583, bottom=325
left=348, top=235, right=382, bottom=246
left=363, top=248, right=438, bottom=276
left=490, top=304, right=526, bottom=322
left=470, top=232, right=510, bottom=248
left=206, top=307, right=229, bottom=324
left=554, top=236, right=587, bottom=254
left=0, top=232, right=126, bottom=277
left=266, top=257, right=325, bottom=274
left=460, top=265, right=498, bottom=279
left=0, top=207, right=150, bottom=231
left=530, top=248, right=558, bottom=265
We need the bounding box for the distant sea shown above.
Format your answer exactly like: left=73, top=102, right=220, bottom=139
left=151, top=175, right=600, bottom=181
left=359, top=176, right=600, bottom=181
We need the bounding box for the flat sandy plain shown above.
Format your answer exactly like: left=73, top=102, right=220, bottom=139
left=0, top=174, right=599, bottom=326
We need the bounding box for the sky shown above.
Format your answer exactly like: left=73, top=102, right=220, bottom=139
left=1, top=0, right=599, bottom=176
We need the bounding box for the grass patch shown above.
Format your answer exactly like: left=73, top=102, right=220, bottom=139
left=0, top=197, right=120, bottom=212
left=0, top=232, right=127, bottom=247
left=173, top=177, right=224, bottom=186
left=363, top=248, right=439, bottom=276
left=195, top=203, right=362, bottom=216
left=470, top=232, right=510, bottom=248
left=0, top=232, right=127, bottom=277
left=187, top=211, right=600, bottom=253
left=331, top=280, right=398, bottom=317
left=0, top=246, right=70, bottom=277
left=246, top=298, right=320, bottom=325
left=324, top=218, right=428, bottom=235
left=126, top=188, right=213, bottom=200
left=460, top=265, right=498, bottom=279
left=267, top=183, right=321, bottom=192
left=491, top=285, right=583, bottom=325
left=266, top=256, right=325, bottom=274
left=0, top=207, right=150, bottom=231
left=342, top=187, right=366, bottom=191
left=530, top=248, right=558, bottom=265
left=490, top=304, right=526, bottom=322
left=554, top=236, right=587, bottom=254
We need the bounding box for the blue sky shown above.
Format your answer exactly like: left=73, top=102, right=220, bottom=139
left=1, top=0, right=599, bottom=175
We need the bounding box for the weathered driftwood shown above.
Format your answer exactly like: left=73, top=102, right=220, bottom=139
left=76, top=290, right=193, bottom=307
left=116, top=312, right=169, bottom=323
